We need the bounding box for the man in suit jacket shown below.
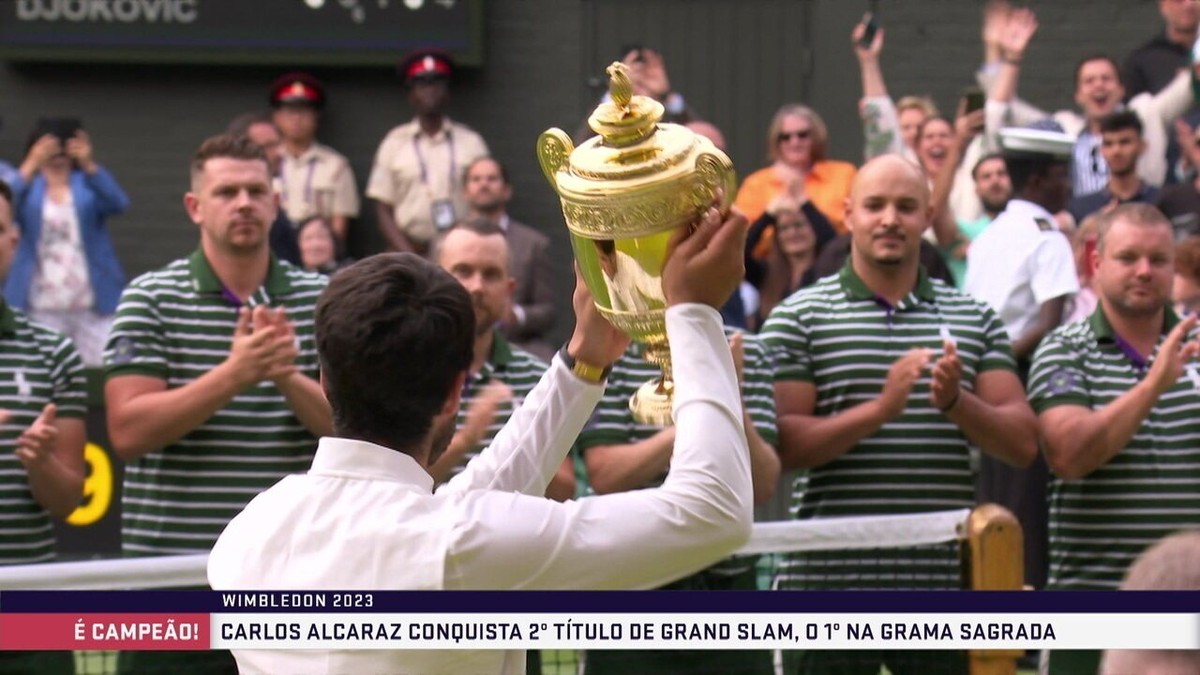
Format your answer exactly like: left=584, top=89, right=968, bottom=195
left=464, top=156, right=557, bottom=361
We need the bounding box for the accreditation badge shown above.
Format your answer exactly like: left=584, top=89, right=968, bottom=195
left=431, top=199, right=456, bottom=231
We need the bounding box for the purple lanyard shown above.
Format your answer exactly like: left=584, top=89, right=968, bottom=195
left=280, top=156, right=317, bottom=206
left=413, top=131, right=456, bottom=186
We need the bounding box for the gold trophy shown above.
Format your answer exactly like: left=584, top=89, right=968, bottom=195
left=538, top=62, right=736, bottom=425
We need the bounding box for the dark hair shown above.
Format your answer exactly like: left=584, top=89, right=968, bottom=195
left=971, top=152, right=1006, bottom=181
left=1074, top=54, right=1121, bottom=88
left=464, top=156, right=510, bottom=185
left=429, top=217, right=507, bottom=265
left=296, top=216, right=345, bottom=262
left=1004, top=155, right=1067, bottom=195
left=1098, top=110, right=1143, bottom=136
left=226, top=111, right=275, bottom=137
left=0, top=180, right=12, bottom=208
left=315, top=253, right=474, bottom=453
left=190, top=133, right=268, bottom=182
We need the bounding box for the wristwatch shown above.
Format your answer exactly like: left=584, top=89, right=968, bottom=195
left=558, top=345, right=611, bottom=384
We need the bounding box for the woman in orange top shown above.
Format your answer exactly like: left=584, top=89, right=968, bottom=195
left=735, top=104, right=856, bottom=258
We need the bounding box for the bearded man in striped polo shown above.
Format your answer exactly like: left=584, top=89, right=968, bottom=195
left=761, top=155, right=1038, bottom=675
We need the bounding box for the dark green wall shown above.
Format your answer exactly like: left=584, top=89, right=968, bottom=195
left=0, top=0, right=1166, bottom=346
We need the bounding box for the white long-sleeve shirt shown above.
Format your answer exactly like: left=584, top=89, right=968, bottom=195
left=207, top=303, right=753, bottom=675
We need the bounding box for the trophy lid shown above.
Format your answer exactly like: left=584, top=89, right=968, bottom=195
left=587, top=62, right=665, bottom=147
left=569, top=62, right=699, bottom=181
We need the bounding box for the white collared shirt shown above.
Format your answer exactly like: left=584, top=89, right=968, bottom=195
left=208, top=304, right=752, bottom=675
left=964, top=199, right=1079, bottom=342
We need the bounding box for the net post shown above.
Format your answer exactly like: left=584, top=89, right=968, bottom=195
left=966, top=503, right=1023, bottom=675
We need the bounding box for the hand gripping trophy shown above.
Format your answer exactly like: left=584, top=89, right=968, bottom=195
left=538, top=62, right=736, bottom=424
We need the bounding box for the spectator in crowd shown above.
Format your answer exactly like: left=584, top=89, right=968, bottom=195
left=208, top=206, right=755, bottom=675
left=104, top=134, right=331, bottom=675
left=964, top=125, right=1078, bottom=590
left=1102, top=530, right=1200, bottom=675
left=852, top=18, right=936, bottom=162
left=295, top=215, right=347, bottom=276
left=463, top=156, right=556, bottom=361
left=367, top=49, right=489, bottom=256
left=574, top=46, right=700, bottom=144
left=576, top=328, right=779, bottom=675
left=428, top=219, right=574, bottom=501
left=1124, top=0, right=1200, bottom=184
left=735, top=103, right=856, bottom=243
left=762, top=155, right=1036, bottom=675
left=937, top=151, right=1012, bottom=289
left=1028, top=203, right=1200, bottom=675
left=0, top=178, right=87, bottom=675
left=227, top=111, right=302, bottom=266
left=4, top=119, right=128, bottom=367
left=1066, top=111, right=1158, bottom=226
left=986, top=6, right=1193, bottom=195
left=1173, top=234, right=1200, bottom=315
left=268, top=72, right=360, bottom=243
left=1065, top=214, right=1103, bottom=324
left=927, top=102, right=990, bottom=281
left=1156, top=118, right=1200, bottom=237
left=1125, top=0, right=1200, bottom=99
left=748, top=193, right=835, bottom=328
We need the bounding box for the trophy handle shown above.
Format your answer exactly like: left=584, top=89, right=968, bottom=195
left=692, top=151, right=738, bottom=215
left=537, top=129, right=575, bottom=189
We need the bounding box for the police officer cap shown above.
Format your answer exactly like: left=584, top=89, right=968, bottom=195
left=999, top=119, right=1075, bottom=159
left=269, top=72, right=326, bottom=110
left=398, top=49, right=455, bottom=85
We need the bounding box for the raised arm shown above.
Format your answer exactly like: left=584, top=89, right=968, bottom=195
left=853, top=23, right=903, bottom=160
left=1036, top=316, right=1199, bottom=479
left=444, top=206, right=756, bottom=590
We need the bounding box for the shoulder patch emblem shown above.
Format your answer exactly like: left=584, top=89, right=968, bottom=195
left=1047, top=368, right=1078, bottom=396
left=111, top=337, right=135, bottom=365
left=1035, top=218, right=1055, bottom=232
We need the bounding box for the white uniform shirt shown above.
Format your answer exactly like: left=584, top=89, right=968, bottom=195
left=276, top=142, right=360, bottom=222
left=208, top=304, right=752, bottom=675
left=964, top=198, right=1079, bottom=342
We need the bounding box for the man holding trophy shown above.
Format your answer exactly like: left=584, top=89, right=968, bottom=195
left=210, top=63, right=757, bottom=675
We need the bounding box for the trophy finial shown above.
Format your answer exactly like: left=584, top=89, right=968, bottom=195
left=588, top=62, right=664, bottom=147
left=607, top=62, right=633, bottom=109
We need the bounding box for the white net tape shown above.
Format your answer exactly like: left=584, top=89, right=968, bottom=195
left=0, top=509, right=971, bottom=591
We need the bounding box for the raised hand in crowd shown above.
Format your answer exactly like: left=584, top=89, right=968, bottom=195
left=981, top=0, right=1011, bottom=64
left=18, top=134, right=60, bottom=180
left=1144, top=314, right=1200, bottom=398
left=64, top=129, right=98, bottom=174
left=622, top=47, right=671, bottom=100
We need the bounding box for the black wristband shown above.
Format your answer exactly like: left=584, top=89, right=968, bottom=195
left=558, top=345, right=612, bottom=384
left=938, top=391, right=961, bottom=413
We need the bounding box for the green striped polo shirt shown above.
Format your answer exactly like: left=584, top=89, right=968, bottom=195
left=1028, top=307, right=1200, bottom=590
left=0, top=304, right=86, bottom=564
left=575, top=327, right=778, bottom=577
left=446, top=331, right=547, bottom=479
left=761, top=264, right=1015, bottom=590
left=103, top=250, right=327, bottom=555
